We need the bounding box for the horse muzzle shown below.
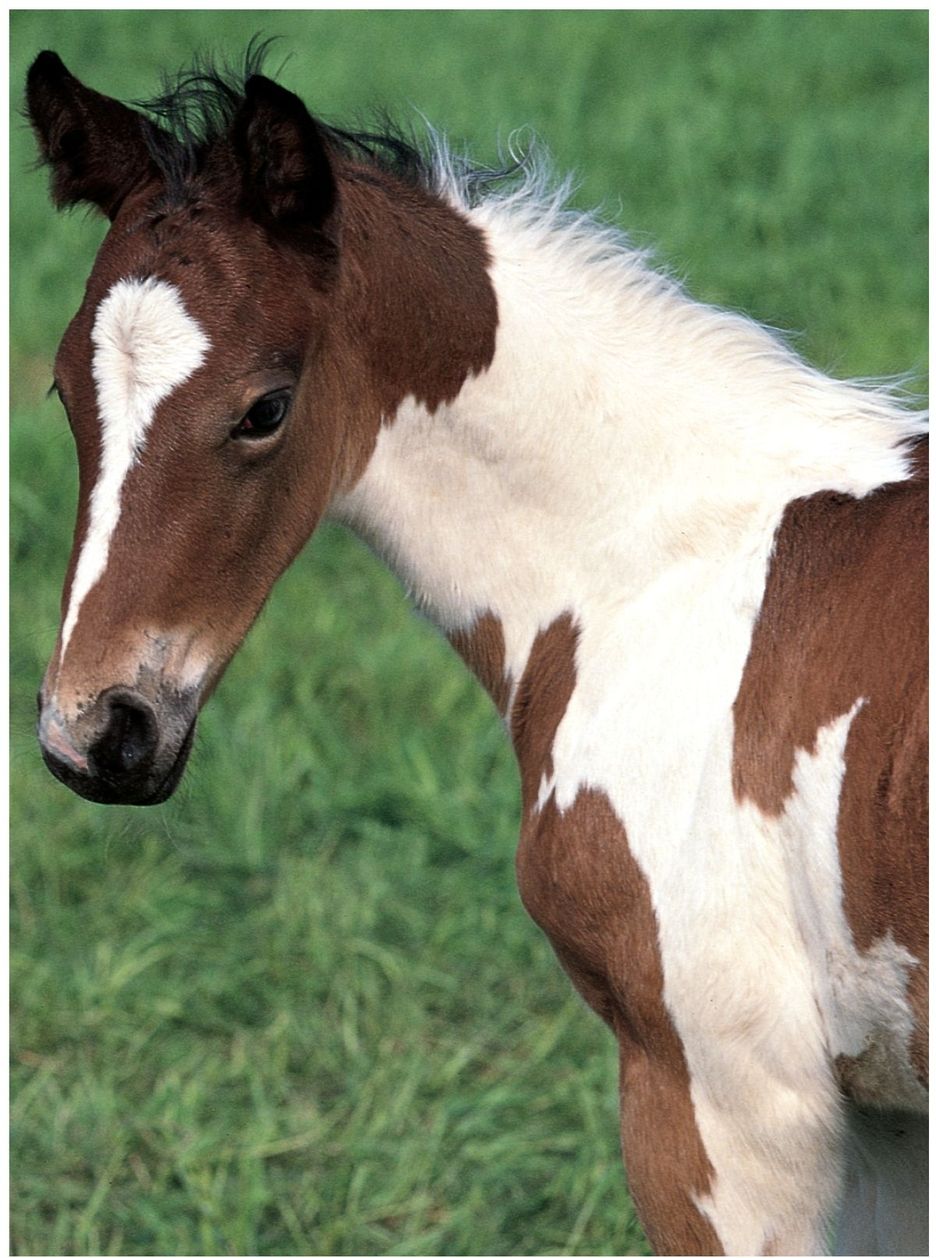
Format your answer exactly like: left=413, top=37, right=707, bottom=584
left=37, top=684, right=198, bottom=806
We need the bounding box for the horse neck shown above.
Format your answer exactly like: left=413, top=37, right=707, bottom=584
left=332, top=187, right=920, bottom=726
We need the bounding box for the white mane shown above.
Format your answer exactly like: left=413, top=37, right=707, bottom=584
left=429, top=133, right=926, bottom=489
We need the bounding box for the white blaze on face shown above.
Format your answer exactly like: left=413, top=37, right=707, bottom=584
left=59, top=278, right=210, bottom=659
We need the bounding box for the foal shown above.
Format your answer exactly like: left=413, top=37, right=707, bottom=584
left=28, top=51, right=927, bottom=1256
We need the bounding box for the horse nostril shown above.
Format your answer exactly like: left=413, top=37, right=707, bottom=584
left=90, top=692, right=159, bottom=777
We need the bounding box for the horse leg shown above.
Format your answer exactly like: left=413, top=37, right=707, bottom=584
left=617, top=1037, right=849, bottom=1256
left=616, top=1045, right=724, bottom=1255
left=833, top=1107, right=928, bottom=1256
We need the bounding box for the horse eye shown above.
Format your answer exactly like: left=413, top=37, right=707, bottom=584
left=232, top=390, right=290, bottom=440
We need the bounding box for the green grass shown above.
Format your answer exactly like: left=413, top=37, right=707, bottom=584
left=10, top=10, right=926, bottom=1257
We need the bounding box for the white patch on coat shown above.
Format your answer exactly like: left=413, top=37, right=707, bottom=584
left=330, top=174, right=926, bottom=1254
left=59, top=278, right=210, bottom=658
left=770, top=703, right=926, bottom=1114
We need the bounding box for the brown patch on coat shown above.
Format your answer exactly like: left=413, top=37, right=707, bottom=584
left=448, top=613, right=510, bottom=716
left=510, top=613, right=579, bottom=810
left=324, top=159, right=498, bottom=492
left=733, top=447, right=928, bottom=1095
left=518, top=788, right=722, bottom=1256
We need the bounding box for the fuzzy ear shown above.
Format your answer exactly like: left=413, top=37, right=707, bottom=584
left=26, top=51, right=161, bottom=219
left=232, top=75, right=337, bottom=237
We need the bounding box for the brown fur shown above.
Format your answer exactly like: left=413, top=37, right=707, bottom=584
left=448, top=613, right=511, bottom=716
left=26, top=51, right=162, bottom=217
left=510, top=613, right=580, bottom=810
left=733, top=448, right=928, bottom=1095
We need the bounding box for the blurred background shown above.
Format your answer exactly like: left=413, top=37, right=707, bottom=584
left=10, top=10, right=926, bottom=1256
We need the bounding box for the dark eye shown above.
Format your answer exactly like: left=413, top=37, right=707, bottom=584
left=231, top=390, right=290, bottom=440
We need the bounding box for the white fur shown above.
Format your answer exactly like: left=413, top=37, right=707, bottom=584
left=330, top=166, right=926, bottom=1254
left=59, top=278, right=209, bottom=658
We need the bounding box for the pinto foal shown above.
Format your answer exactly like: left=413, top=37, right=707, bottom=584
left=28, top=51, right=926, bottom=1256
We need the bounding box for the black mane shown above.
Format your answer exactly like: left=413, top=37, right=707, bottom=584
left=135, top=37, right=431, bottom=200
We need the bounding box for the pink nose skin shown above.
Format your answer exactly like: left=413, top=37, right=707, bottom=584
left=39, top=712, right=89, bottom=773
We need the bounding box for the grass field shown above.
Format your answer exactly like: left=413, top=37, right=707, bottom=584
left=10, top=10, right=926, bottom=1257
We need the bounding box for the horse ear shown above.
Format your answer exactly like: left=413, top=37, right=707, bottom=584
left=26, top=51, right=160, bottom=219
left=233, top=75, right=337, bottom=237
